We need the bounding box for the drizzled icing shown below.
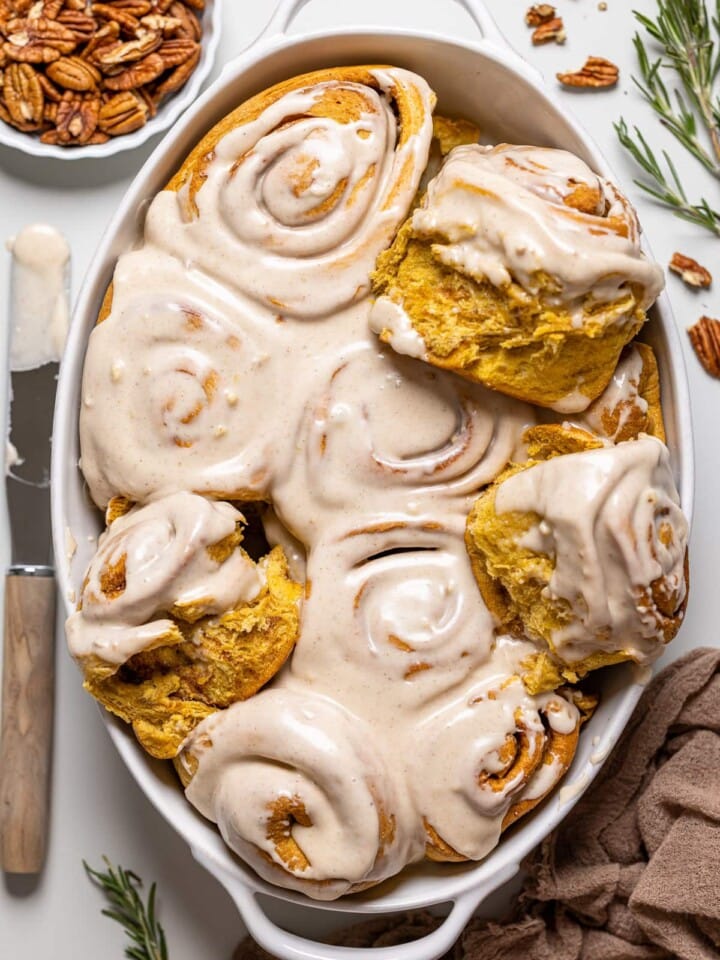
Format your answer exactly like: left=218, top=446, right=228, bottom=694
left=183, top=688, right=420, bottom=900
left=496, top=435, right=687, bottom=663
left=80, top=252, right=283, bottom=506
left=73, top=67, right=684, bottom=900
left=145, top=71, right=435, bottom=319
left=577, top=345, right=648, bottom=440
left=406, top=143, right=665, bottom=311
left=67, top=493, right=261, bottom=664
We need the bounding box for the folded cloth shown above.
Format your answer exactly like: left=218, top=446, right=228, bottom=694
left=235, top=647, right=720, bottom=960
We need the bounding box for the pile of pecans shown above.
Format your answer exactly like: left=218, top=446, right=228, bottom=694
left=0, top=0, right=204, bottom=146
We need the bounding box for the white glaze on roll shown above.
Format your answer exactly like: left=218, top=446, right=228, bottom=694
left=495, top=435, right=687, bottom=663
left=406, top=143, right=664, bottom=311
left=183, top=688, right=422, bottom=900
left=577, top=345, right=648, bottom=440
left=144, top=69, right=434, bottom=319
left=405, top=636, right=578, bottom=859
left=67, top=493, right=261, bottom=664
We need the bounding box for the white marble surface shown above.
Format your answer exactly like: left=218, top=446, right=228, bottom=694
left=0, top=1, right=718, bottom=957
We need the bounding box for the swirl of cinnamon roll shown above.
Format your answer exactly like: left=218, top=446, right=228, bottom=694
left=289, top=521, right=496, bottom=714
left=67, top=492, right=262, bottom=665
left=272, top=342, right=531, bottom=542
left=371, top=143, right=665, bottom=411
left=80, top=257, right=282, bottom=506
left=142, top=67, right=434, bottom=319
left=465, top=428, right=689, bottom=677
left=180, top=689, right=421, bottom=900
left=405, top=637, right=580, bottom=862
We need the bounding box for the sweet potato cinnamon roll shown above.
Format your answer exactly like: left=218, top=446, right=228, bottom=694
left=81, top=276, right=282, bottom=507
left=272, top=341, right=531, bottom=543
left=137, top=66, right=434, bottom=320
left=371, top=144, right=665, bottom=411
left=289, top=521, right=497, bottom=714
left=406, top=636, right=581, bottom=862
left=465, top=426, right=688, bottom=687
left=179, top=689, right=421, bottom=899
left=67, top=493, right=301, bottom=758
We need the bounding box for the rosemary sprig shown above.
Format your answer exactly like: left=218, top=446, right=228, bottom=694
left=615, top=118, right=720, bottom=233
left=616, top=0, right=720, bottom=235
left=84, top=857, right=169, bottom=960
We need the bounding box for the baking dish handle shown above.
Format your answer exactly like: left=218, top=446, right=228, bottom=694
left=257, top=0, right=509, bottom=48
left=193, top=847, right=519, bottom=960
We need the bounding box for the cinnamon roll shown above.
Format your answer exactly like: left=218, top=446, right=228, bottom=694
left=465, top=426, right=688, bottom=685
left=288, top=521, right=497, bottom=715
left=179, top=689, right=422, bottom=899
left=81, top=267, right=282, bottom=507
left=371, top=144, right=665, bottom=412
left=272, top=341, right=531, bottom=543
left=138, top=65, right=434, bottom=321
left=406, top=636, right=581, bottom=862
left=68, top=493, right=301, bottom=758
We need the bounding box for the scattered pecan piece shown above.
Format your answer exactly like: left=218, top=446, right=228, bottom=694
left=557, top=56, right=619, bottom=89
left=47, top=54, right=102, bottom=91
left=98, top=88, right=147, bottom=133
left=532, top=16, right=565, bottom=44
left=3, top=61, right=44, bottom=126
left=668, top=252, right=712, bottom=289
left=525, top=4, right=555, bottom=26
left=688, top=316, right=720, bottom=378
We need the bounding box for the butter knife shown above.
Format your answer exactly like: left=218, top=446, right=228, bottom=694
left=0, top=225, right=68, bottom=874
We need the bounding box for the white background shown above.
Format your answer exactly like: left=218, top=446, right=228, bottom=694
left=1, top=1, right=719, bottom=957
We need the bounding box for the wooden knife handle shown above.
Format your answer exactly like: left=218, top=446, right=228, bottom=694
left=0, top=572, right=56, bottom=874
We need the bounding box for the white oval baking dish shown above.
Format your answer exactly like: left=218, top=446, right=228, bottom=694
left=0, top=0, right=221, bottom=161
left=51, top=2, right=694, bottom=958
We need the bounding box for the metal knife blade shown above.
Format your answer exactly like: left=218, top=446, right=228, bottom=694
left=6, top=362, right=58, bottom=568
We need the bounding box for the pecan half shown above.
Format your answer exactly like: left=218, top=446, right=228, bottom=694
left=41, top=125, right=108, bottom=144
left=140, top=13, right=182, bottom=35
left=668, top=252, right=712, bottom=289
left=92, top=29, right=160, bottom=68
left=688, top=316, right=720, bottom=378
left=169, top=1, right=200, bottom=40
left=153, top=40, right=198, bottom=99
left=525, top=4, right=555, bottom=26
left=111, top=0, right=152, bottom=13
left=557, top=56, right=619, bottom=89
left=55, top=88, right=99, bottom=141
left=156, top=37, right=197, bottom=67
left=181, top=0, right=204, bottom=9
left=532, top=16, right=565, bottom=44
left=91, top=3, right=140, bottom=34
left=3, top=60, right=43, bottom=125
left=47, top=54, right=102, bottom=91
left=98, top=89, right=147, bottom=133
left=103, top=50, right=164, bottom=89
left=56, top=10, right=97, bottom=42
left=3, top=16, right=77, bottom=63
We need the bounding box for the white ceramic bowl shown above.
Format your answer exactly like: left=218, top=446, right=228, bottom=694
left=0, top=0, right=221, bottom=160
left=51, top=1, right=694, bottom=958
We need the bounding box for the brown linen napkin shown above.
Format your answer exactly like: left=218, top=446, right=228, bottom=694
left=235, top=647, right=720, bottom=960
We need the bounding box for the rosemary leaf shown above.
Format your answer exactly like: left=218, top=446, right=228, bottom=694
left=84, top=858, right=170, bottom=960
